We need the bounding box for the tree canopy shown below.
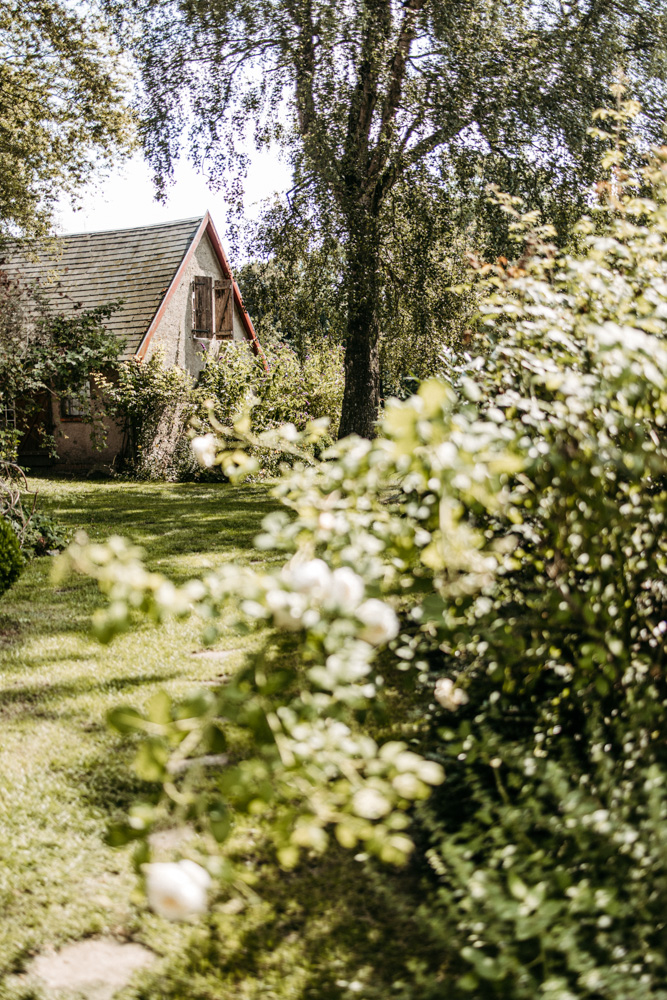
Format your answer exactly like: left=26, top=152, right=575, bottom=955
left=108, top=0, right=667, bottom=436
left=0, top=0, right=134, bottom=245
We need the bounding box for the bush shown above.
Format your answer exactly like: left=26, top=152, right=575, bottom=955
left=101, top=351, right=196, bottom=480
left=0, top=515, right=22, bottom=596
left=194, top=340, right=344, bottom=476
left=61, top=104, right=667, bottom=998
left=103, top=342, right=344, bottom=480
left=0, top=461, right=68, bottom=556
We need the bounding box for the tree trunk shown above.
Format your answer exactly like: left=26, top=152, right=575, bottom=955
left=337, top=216, right=382, bottom=440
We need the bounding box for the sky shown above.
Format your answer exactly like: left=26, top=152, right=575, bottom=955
left=54, top=147, right=291, bottom=257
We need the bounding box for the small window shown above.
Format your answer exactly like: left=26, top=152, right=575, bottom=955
left=192, top=276, right=234, bottom=340
left=0, top=399, right=16, bottom=430
left=61, top=382, right=90, bottom=421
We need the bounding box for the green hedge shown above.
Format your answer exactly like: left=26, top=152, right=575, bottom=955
left=0, top=516, right=23, bottom=597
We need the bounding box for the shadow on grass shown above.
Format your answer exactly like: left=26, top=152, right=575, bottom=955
left=38, top=482, right=282, bottom=574
left=65, top=737, right=159, bottom=817
left=129, top=847, right=447, bottom=1000
left=0, top=672, right=177, bottom=722
left=0, top=482, right=283, bottom=667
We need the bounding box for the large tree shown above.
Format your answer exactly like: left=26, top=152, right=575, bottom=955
left=110, top=0, right=667, bottom=437
left=0, top=1, right=134, bottom=245
left=237, top=161, right=482, bottom=396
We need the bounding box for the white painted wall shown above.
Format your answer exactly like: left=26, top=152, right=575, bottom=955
left=145, top=232, right=249, bottom=379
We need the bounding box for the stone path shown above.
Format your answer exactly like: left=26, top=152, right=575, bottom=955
left=29, top=938, right=154, bottom=1000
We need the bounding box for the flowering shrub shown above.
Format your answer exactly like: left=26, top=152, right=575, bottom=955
left=193, top=340, right=345, bottom=476
left=59, top=380, right=505, bottom=866
left=58, top=107, right=667, bottom=997
left=103, top=342, right=344, bottom=480
left=100, top=351, right=196, bottom=479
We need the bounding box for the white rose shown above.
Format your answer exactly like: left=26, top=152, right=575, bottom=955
left=318, top=512, right=337, bottom=532
left=328, top=567, right=364, bottom=611
left=191, top=434, right=217, bottom=468
left=287, top=559, right=332, bottom=600
left=265, top=587, right=305, bottom=631
left=434, top=677, right=469, bottom=712
left=144, top=860, right=211, bottom=921
left=352, top=787, right=391, bottom=820
left=356, top=599, right=399, bottom=646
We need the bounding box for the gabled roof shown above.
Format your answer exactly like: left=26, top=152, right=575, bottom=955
left=1, top=213, right=261, bottom=361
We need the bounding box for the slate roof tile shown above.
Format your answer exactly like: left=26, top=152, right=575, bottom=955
left=2, top=217, right=202, bottom=359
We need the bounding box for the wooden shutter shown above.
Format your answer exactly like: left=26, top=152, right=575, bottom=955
left=214, top=279, right=234, bottom=339
left=192, top=276, right=213, bottom=336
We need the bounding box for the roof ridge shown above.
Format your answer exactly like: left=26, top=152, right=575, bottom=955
left=54, top=216, right=204, bottom=239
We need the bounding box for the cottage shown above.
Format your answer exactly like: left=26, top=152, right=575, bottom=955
left=3, top=213, right=261, bottom=470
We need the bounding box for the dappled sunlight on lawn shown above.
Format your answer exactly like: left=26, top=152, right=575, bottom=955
left=0, top=478, right=280, bottom=980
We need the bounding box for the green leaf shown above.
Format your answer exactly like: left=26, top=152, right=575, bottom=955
left=133, top=740, right=168, bottom=782
left=107, top=706, right=146, bottom=735
left=209, top=803, right=233, bottom=843
left=146, top=690, right=172, bottom=726
left=175, top=690, right=215, bottom=720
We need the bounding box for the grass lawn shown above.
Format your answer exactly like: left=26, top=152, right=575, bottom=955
left=0, top=478, right=442, bottom=1000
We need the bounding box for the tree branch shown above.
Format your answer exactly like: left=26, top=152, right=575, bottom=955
left=380, top=0, right=425, bottom=134
left=366, top=0, right=424, bottom=208
left=341, top=0, right=392, bottom=196
left=285, top=0, right=317, bottom=138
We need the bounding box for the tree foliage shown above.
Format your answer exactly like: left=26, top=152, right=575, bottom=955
left=107, top=0, right=667, bottom=436
left=0, top=514, right=23, bottom=597
left=239, top=161, right=482, bottom=396
left=0, top=270, right=123, bottom=460
left=0, top=0, right=134, bottom=244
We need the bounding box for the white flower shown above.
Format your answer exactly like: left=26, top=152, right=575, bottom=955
left=144, top=860, right=211, bottom=921
left=344, top=439, right=372, bottom=466
left=318, top=512, right=337, bottom=532
left=265, top=587, right=305, bottom=631
left=191, top=434, right=217, bottom=468
left=434, top=677, right=469, bottom=712
left=416, top=759, right=445, bottom=785
left=392, top=772, right=423, bottom=799
left=434, top=441, right=457, bottom=468
left=287, top=559, right=332, bottom=600
left=324, top=641, right=373, bottom=683
left=356, top=599, right=399, bottom=645
left=279, top=422, right=299, bottom=442
left=352, top=787, right=391, bottom=820
left=328, top=567, right=364, bottom=611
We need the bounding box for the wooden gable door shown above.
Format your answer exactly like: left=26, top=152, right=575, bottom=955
left=214, top=279, right=233, bottom=339
left=193, top=276, right=213, bottom=336
left=193, top=276, right=234, bottom=339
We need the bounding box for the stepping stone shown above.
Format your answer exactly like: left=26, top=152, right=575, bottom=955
left=30, top=937, right=154, bottom=1000
left=190, top=648, right=240, bottom=661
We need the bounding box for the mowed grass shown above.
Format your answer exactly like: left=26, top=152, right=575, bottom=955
left=0, top=479, right=282, bottom=989
left=0, top=478, right=444, bottom=1000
